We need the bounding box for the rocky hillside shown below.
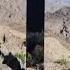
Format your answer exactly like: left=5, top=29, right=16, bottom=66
left=0, top=0, right=26, bottom=32
left=45, top=6, right=70, bottom=70
left=0, top=0, right=26, bottom=70
left=45, top=7, right=70, bottom=44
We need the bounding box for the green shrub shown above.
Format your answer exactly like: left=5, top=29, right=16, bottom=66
left=26, top=52, right=32, bottom=61
left=54, top=56, right=70, bottom=70
left=15, top=52, right=26, bottom=63
left=54, top=58, right=68, bottom=65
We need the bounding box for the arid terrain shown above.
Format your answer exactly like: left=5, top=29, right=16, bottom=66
left=0, top=0, right=26, bottom=70
left=45, top=5, right=70, bottom=70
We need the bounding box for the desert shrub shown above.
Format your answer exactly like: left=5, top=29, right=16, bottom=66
left=27, top=52, right=32, bottom=61
left=26, top=52, right=33, bottom=67
left=54, top=58, right=68, bottom=65
left=54, top=56, right=70, bottom=70
left=15, top=52, right=26, bottom=63
left=54, top=56, right=70, bottom=66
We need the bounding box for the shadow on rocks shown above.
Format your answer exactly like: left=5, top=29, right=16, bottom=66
left=0, top=50, right=25, bottom=70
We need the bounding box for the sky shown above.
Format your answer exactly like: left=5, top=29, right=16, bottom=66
left=45, top=0, right=70, bottom=13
